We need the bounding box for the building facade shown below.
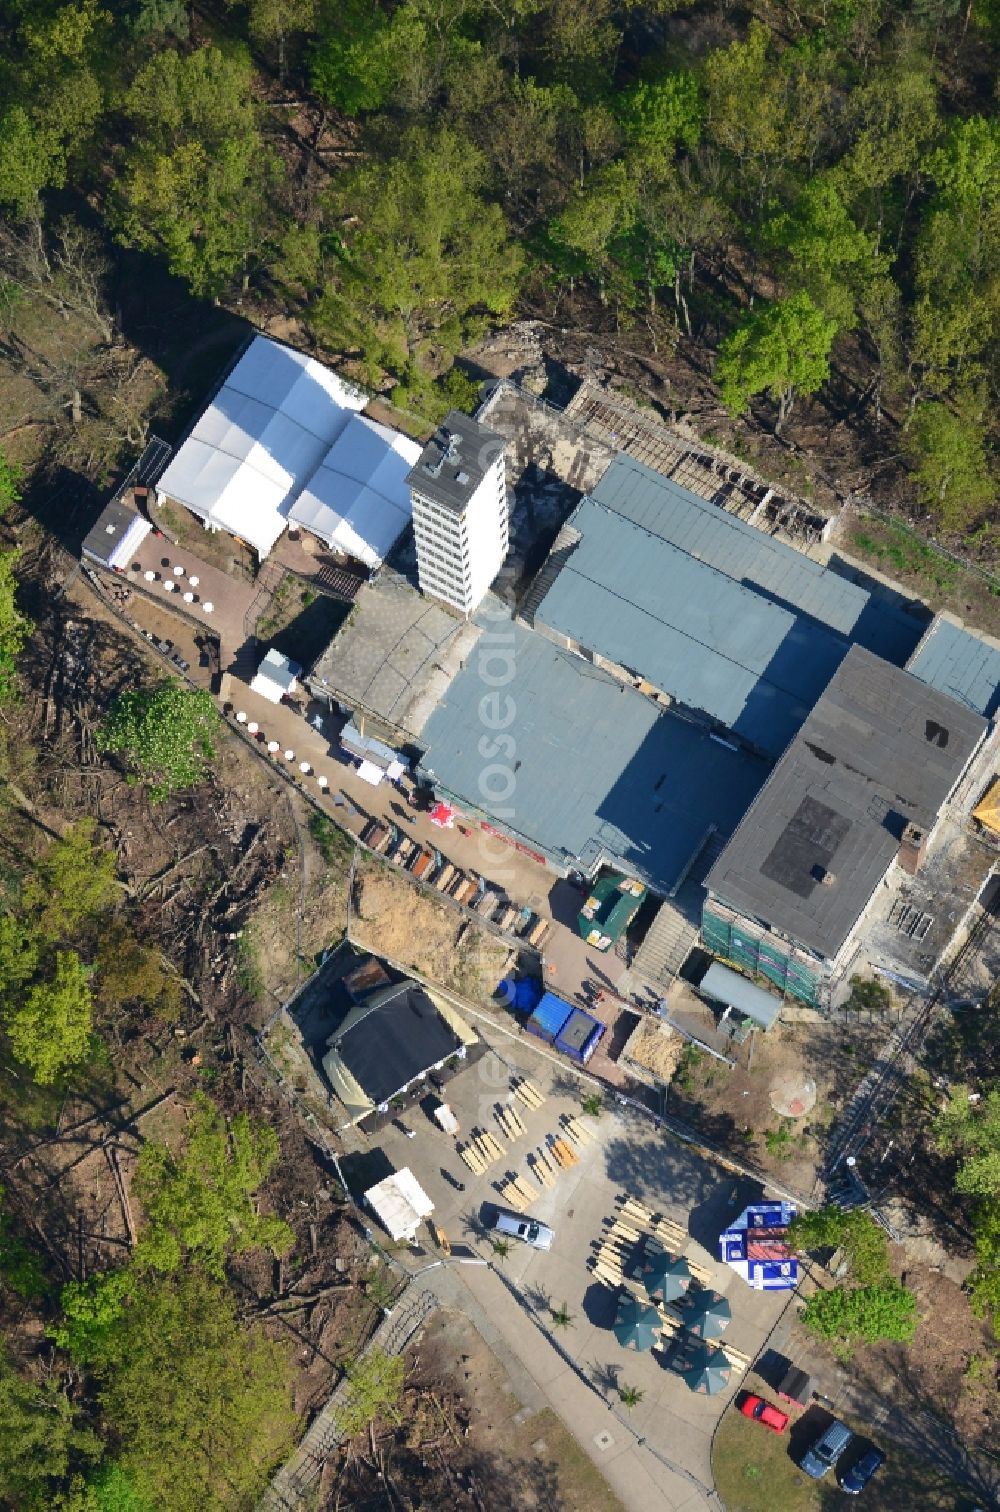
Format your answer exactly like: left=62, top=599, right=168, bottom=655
left=407, top=411, right=507, bottom=616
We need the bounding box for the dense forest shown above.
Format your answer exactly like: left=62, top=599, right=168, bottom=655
left=0, top=0, right=998, bottom=524
left=1, top=0, right=1000, bottom=1508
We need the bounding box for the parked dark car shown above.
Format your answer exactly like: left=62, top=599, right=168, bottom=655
left=799, top=1419, right=855, bottom=1479
left=839, top=1447, right=886, bottom=1495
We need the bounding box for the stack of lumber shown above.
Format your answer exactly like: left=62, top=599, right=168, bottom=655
left=496, top=1103, right=526, bottom=1141
left=499, top=1172, right=542, bottom=1212
left=458, top=1129, right=505, bottom=1174
left=512, top=1077, right=545, bottom=1110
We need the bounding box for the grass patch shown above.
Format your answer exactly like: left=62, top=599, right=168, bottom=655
left=853, top=521, right=959, bottom=593
left=713, top=1392, right=975, bottom=1512
left=235, top=930, right=265, bottom=1001
left=308, top=811, right=354, bottom=867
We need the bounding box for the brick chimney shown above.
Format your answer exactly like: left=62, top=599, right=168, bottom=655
left=898, top=822, right=927, bottom=876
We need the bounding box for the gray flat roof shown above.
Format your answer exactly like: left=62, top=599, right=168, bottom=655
left=406, top=409, right=505, bottom=514
left=533, top=457, right=925, bottom=758
left=907, top=616, right=1000, bottom=717
left=307, top=569, right=482, bottom=738
left=418, top=617, right=769, bottom=895
left=706, top=646, right=987, bottom=960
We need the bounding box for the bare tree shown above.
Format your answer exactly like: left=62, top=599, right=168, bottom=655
left=0, top=215, right=116, bottom=348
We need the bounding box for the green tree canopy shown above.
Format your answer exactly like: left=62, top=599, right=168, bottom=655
left=801, top=1277, right=917, bottom=1348
left=96, top=1269, right=294, bottom=1512
left=0, top=1346, right=99, bottom=1508
left=97, top=680, right=217, bottom=800
left=716, top=292, right=836, bottom=430
left=24, top=818, right=117, bottom=942
left=765, top=177, right=885, bottom=330
left=907, top=393, right=994, bottom=528
left=310, top=126, right=523, bottom=415
left=4, top=948, right=94, bottom=1084
left=615, top=71, right=702, bottom=156
left=111, top=46, right=275, bottom=297
left=132, top=1092, right=293, bottom=1276
left=335, top=1349, right=405, bottom=1439
left=786, top=1206, right=889, bottom=1286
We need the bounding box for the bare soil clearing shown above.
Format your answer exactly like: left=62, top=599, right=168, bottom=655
left=324, top=1305, right=626, bottom=1512
left=350, top=853, right=514, bottom=1003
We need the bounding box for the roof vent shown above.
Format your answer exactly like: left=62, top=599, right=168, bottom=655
left=444, top=431, right=461, bottom=461
left=105, top=523, right=116, bottom=534
left=456, top=470, right=469, bottom=485
left=811, top=865, right=836, bottom=887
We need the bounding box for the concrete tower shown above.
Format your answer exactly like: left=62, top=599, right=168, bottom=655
left=406, top=411, right=507, bottom=617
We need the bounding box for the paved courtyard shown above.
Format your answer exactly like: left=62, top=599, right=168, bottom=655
left=363, top=1021, right=791, bottom=1501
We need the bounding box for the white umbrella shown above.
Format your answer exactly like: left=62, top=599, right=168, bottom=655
left=247, top=722, right=259, bottom=735
left=173, top=564, right=185, bottom=577
left=202, top=602, right=214, bottom=614
left=183, top=591, right=194, bottom=603
left=317, top=775, right=329, bottom=790
left=284, top=750, right=294, bottom=761
left=163, top=579, right=175, bottom=592
left=299, top=761, right=311, bottom=775
left=236, top=712, right=247, bottom=724
left=188, top=575, right=199, bottom=587
left=267, top=740, right=280, bottom=754
left=144, top=570, right=156, bottom=582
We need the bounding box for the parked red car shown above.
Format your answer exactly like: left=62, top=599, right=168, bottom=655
left=740, top=1394, right=790, bottom=1434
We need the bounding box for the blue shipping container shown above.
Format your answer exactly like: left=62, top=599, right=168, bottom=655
left=525, top=992, right=574, bottom=1044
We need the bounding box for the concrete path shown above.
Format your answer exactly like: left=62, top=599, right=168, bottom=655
left=426, top=1262, right=719, bottom=1512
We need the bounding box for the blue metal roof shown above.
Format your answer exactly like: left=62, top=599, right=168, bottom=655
left=907, top=617, right=1000, bottom=717
left=587, top=458, right=924, bottom=664
left=532, top=458, right=927, bottom=757
left=417, top=619, right=769, bottom=895
left=535, top=494, right=849, bottom=757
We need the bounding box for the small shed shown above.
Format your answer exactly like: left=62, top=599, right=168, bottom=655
left=82, top=498, right=152, bottom=571
left=250, top=647, right=302, bottom=704
left=340, top=719, right=408, bottom=773
left=973, top=777, right=1000, bottom=835
left=699, top=962, right=782, bottom=1031
left=364, top=1167, right=434, bottom=1242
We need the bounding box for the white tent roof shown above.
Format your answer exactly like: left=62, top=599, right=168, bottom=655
left=364, top=1167, right=434, bottom=1242
left=156, top=335, right=367, bottom=557
left=288, top=415, right=421, bottom=571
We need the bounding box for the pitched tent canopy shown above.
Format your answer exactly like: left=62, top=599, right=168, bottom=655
left=364, top=1167, right=434, bottom=1242
left=155, top=335, right=418, bottom=567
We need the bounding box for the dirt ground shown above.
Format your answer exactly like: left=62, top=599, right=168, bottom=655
left=350, top=853, right=515, bottom=1004
left=324, top=1306, right=626, bottom=1512
left=666, top=1017, right=891, bottom=1193
left=846, top=1257, right=999, bottom=1459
